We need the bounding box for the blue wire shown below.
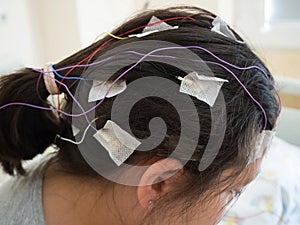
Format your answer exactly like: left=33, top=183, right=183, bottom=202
left=50, top=64, right=86, bottom=81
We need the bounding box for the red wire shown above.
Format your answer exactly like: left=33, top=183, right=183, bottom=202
left=57, top=16, right=195, bottom=109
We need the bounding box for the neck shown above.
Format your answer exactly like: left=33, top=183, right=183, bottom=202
left=42, top=162, right=125, bottom=225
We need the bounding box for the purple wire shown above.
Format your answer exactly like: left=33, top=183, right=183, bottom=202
left=122, top=51, right=268, bottom=129
left=127, top=50, right=281, bottom=112
left=53, top=56, right=114, bottom=73
left=205, top=61, right=268, bottom=129
left=47, top=68, right=97, bottom=131
left=122, top=51, right=269, bottom=128
left=2, top=69, right=97, bottom=131
left=44, top=49, right=265, bottom=77
left=36, top=47, right=281, bottom=114
left=128, top=50, right=268, bottom=77
left=81, top=46, right=269, bottom=130
left=1, top=45, right=277, bottom=130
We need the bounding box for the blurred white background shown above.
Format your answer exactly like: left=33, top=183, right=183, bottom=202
left=1, top=0, right=300, bottom=74
left=0, top=0, right=299, bottom=145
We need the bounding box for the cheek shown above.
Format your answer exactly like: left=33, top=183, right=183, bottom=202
left=152, top=192, right=238, bottom=225
left=184, top=193, right=235, bottom=225
left=204, top=192, right=236, bottom=224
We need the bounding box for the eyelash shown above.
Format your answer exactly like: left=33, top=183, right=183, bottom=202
left=230, top=189, right=242, bottom=198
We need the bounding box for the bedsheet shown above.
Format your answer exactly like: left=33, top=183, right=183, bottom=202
left=219, top=137, right=300, bottom=225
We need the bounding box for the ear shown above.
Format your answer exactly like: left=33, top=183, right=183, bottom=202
left=137, top=158, right=184, bottom=208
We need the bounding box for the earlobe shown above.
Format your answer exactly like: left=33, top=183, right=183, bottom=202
left=136, top=158, right=183, bottom=208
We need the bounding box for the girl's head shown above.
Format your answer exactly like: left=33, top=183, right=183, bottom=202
left=0, top=6, right=279, bottom=225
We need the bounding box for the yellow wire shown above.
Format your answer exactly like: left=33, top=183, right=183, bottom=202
left=93, top=32, right=129, bottom=43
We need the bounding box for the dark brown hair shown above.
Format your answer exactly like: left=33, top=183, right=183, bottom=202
left=0, top=6, right=279, bottom=222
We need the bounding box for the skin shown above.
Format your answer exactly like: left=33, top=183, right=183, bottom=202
left=42, top=157, right=263, bottom=225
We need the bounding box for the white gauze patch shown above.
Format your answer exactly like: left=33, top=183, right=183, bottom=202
left=88, top=80, right=127, bottom=102
left=71, top=125, right=80, bottom=136
left=211, top=16, right=244, bottom=44
left=46, top=93, right=66, bottom=118
left=93, top=120, right=141, bottom=166
left=179, top=72, right=228, bottom=107
left=128, top=16, right=179, bottom=38
left=249, top=130, right=275, bottom=163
